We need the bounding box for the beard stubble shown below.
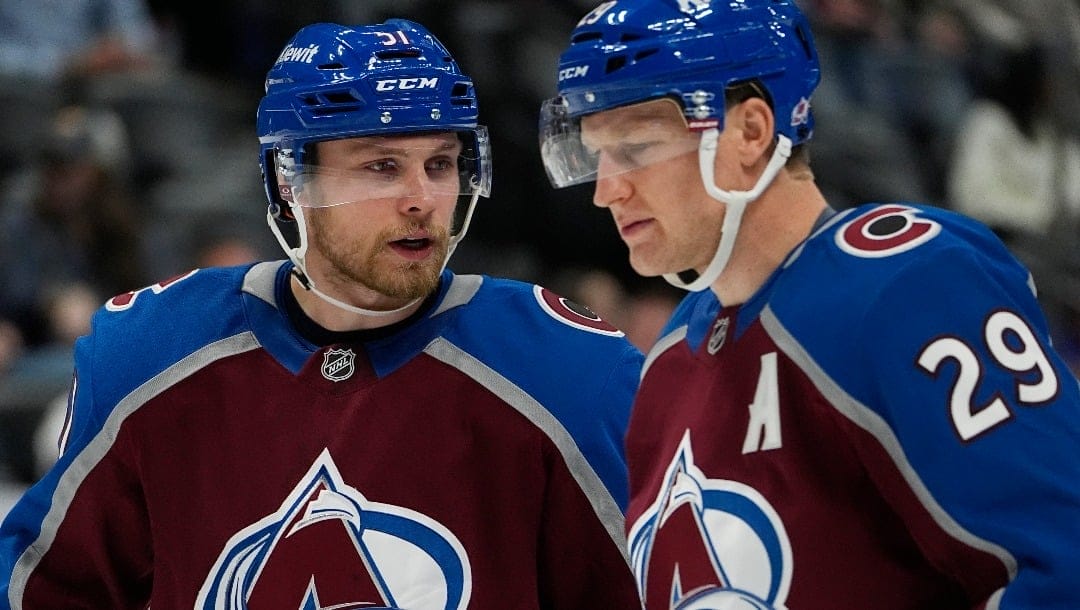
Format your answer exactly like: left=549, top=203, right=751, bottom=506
left=309, top=212, right=450, bottom=301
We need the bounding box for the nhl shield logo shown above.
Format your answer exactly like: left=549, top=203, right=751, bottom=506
left=707, top=316, right=730, bottom=355
left=321, top=348, right=356, bottom=382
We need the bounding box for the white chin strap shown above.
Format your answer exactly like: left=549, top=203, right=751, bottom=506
left=266, top=188, right=481, bottom=317
left=662, top=129, right=793, bottom=292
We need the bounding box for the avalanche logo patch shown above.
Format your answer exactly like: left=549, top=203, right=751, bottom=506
left=835, top=204, right=940, bottom=258
left=533, top=285, right=624, bottom=337
left=196, top=449, right=471, bottom=609
left=790, top=97, right=811, bottom=127
left=628, top=431, right=792, bottom=609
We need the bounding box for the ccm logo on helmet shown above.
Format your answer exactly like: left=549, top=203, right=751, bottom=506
left=559, top=65, right=589, bottom=81
left=375, top=77, right=439, bottom=91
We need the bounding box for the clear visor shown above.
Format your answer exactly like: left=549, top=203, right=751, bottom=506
left=539, top=97, right=702, bottom=188
left=281, top=128, right=492, bottom=209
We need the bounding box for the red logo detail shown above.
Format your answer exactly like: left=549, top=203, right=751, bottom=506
left=790, top=97, right=810, bottom=126
left=536, top=287, right=622, bottom=335
left=836, top=205, right=940, bottom=257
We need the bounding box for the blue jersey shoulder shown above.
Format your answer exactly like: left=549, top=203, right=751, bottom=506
left=431, top=272, right=643, bottom=509
left=435, top=272, right=642, bottom=421
left=768, top=202, right=1066, bottom=419
left=75, top=264, right=259, bottom=405
left=774, top=204, right=1031, bottom=330
left=443, top=273, right=643, bottom=392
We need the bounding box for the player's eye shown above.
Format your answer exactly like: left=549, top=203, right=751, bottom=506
left=367, top=159, right=400, bottom=173
left=425, top=156, right=459, bottom=182
left=426, top=157, right=455, bottom=172
left=612, top=142, right=655, bottom=167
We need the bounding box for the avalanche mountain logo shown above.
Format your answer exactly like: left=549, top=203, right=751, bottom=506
left=628, top=431, right=793, bottom=609
left=197, top=449, right=471, bottom=609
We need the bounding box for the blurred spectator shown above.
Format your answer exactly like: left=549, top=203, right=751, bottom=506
left=799, top=0, right=941, bottom=208
left=546, top=266, right=629, bottom=330
left=0, top=105, right=149, bottom=349
left=0, top=320, right=22, bottom=375
left=947, top=42, right=1080, bottom=246
left=195, top=236, right=262, bottom=269
left=0, top=105, right=148, bottom=500
left=190, top=214, right=272, bottom=269
left=42, top=284, right=100, bottom=347
left=0, top=285, right=95, bottom=518
left=623, top=288, right=681, bottom=353
left=0, top=0, right=171, bottom=85
left=0, top=0, right=180, bottom=194
left=547, top=266, right=680, bottom=352
left=30, top=391, right=69, bottom=488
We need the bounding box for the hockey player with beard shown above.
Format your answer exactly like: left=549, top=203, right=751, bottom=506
left=1, top=19, right=643, bottom=609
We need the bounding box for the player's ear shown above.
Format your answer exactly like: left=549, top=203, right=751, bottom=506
left=732, top=97, right=775, bottom=167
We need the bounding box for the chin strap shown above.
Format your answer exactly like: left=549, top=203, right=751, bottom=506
left=266, top=205, right=419, bottom=317
left=265, top=187, right=483, bottom=317
left=662, top=129, right=792, bottom=292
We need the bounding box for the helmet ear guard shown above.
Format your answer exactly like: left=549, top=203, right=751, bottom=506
left=261, top=147, right=303, bottom=255
left=262, top=148, right=294, bottom=220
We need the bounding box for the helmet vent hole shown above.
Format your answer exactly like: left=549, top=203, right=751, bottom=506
left=321, top=91, right=360, bottom=104
left=375, top=49, right=421, bottom=60
left=450, top=82, right=474, bottom=105
left=299, top=90, right=364, bottom=116
left=605, top=55, right=627, bottom=74
left=620, top=33, right=642, bottom=43
left=634, top=48, right=658, bottom=62
left=316, top=62, right=345, bottom=70
left=571, top=32, right=602, bottom=44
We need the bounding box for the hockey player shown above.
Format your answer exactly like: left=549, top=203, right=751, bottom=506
left=539, top=0, right=1080, bottom=607
left=0, top=20, right=643, bottom=608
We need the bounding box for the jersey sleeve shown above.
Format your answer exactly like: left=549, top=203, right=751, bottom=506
left=1, top=323, right=153, bottom=609
left=1, top=266, right=248, bottom=609
left=859, top=240, right=1080, bottom=608
left=421, top=276, right=645, bottom=606
left=524, top=312, right=644, bottom=607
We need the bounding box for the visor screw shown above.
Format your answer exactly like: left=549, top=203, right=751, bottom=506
left=430, top=108, right=441, bottom=120
left=584, top=92, right=596, bottom=103
left=380, top=111, right=392, bottom=124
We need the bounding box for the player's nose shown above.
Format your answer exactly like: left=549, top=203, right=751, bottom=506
left=593, top=153, right=632, bottom=209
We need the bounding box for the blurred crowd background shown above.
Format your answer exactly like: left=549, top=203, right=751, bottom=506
left=2, top=0, right=1079, bottom=517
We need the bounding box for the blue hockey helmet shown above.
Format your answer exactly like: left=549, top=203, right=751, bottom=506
left=256, top=20, right=492, bottom=316
left=257, top=20, right=491, bottom=223
left=540, top=0, right=821, bottom=189
left=539, top=0, right=821, bottom=293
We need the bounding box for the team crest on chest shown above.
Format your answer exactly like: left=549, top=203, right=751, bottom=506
left=321, top=348, right=356, bottom=382
left=197, top=449, right=471, bottom=609
left=627, top=431, right=792, bottom=609
left=707, top=316, right=730, bottom=355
